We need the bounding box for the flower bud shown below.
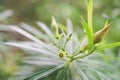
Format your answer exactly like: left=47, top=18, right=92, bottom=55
left=80, top=23, right=112, bottom=52
left=94, top=23, right=112, bottom=44
left=51, top=16, right=59, bottom=35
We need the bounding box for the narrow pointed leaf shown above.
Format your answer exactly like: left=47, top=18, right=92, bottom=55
left=57, top=66, right=68, bottom=80
left=9, top=26, right=44, bottom=44
left=24, top=65, right=63, bottom=80
left=87, top=0, right=93, bottom=47
left=88, top=0, right=93, bottom=31
left=96, top=42, right=120, bottom=50
left=66, top=19, right=73, bottom=34
left=80, top=16, right=93, bottom=49
left=20, top=23, right=48, bottom=40
left=5, top=42, right=57, bottom=57
left=36, top=21, right=53, bottom=36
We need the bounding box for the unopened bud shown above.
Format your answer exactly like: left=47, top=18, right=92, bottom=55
left=94, top=23, right=112, bottom=44
left=51, top=16, right=59, bottom=35
left=80, top=23, right=112, bottom=52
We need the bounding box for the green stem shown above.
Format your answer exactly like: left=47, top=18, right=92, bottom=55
left=72, top=46, right=96, bottom=61
left=73, top=52, right=92, bottom=60
left=72, top=50, right=82, bottom=58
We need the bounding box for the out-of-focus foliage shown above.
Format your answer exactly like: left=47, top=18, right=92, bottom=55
left=0, top=0, right=120, bottom=41
left=0, top=10, right=33, bottom=80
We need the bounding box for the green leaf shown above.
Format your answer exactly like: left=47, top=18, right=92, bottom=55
left=80, top=16, right=93, bottom=49
left=24, top=65, right=62, bottom=80
left=24, top=66, right=54, bottom=80
left=56, top=66, right=68, bottom=80
left=87, top=0, right=93, bottom=47
left=96, top=42, right=120, bottom=50
left=88, top=0, right=93, bottom=30
left=80, top=0, right=94, bottom=49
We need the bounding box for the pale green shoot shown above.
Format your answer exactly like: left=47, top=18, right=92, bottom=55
left=87, top=0, right=93, bottom=48
left=96, top=42, right=120, bottom=50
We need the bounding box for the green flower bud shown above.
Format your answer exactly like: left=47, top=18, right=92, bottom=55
left=51, top=16, right=59, bottom=35
left=51, top=16, right=64, bottom=40
left=80, top=23, right=112, bottom=52
left=94, top=23, right=112, bottom=44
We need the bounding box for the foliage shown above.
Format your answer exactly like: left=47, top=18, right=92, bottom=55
left=1, top=0, right=119, bottom=80
left=0, top=10, right=35, bottom=80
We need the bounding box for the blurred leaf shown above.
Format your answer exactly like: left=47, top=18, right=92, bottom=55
left=24, top=65, right=63, bottom=80
left=36, top=21, right=53, bottom=37
left=96, top=42, right=120, bottom=50
left=104, top=19, right=109, bottom=27
left=87, top=0, right=93, bottom=48
left=80, top=16, right=93, bottom=50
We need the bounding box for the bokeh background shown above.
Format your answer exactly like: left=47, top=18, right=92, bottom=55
left=0, top=0, right=120, bottom=40
left=0, top=0, right=120, bottom=79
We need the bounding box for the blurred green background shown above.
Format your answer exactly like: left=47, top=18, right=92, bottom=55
left=0, top=0, right=120, bottom=41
